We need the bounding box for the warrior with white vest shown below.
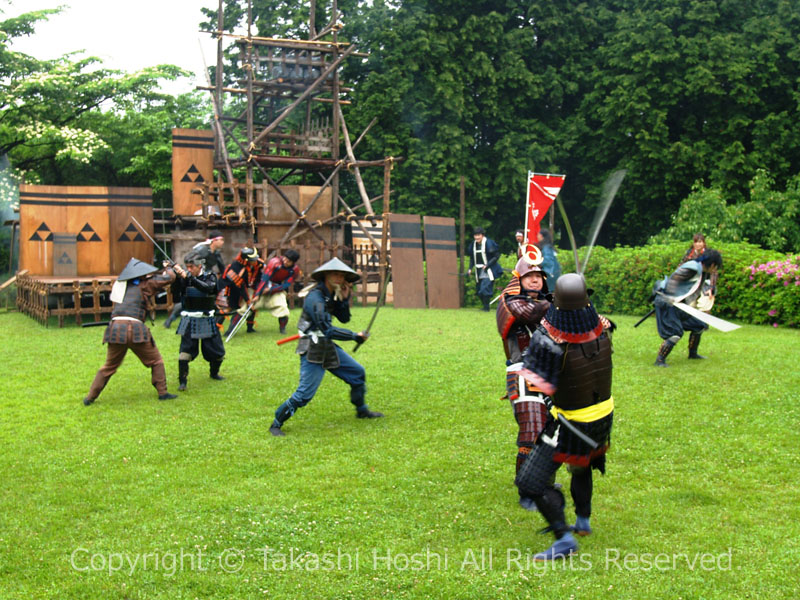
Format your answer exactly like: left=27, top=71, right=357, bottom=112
left=515, top=273, right=616, bottom=560
left=83, top=258, right=178, bottom=405
left=653, top=249, right=722, bottom=366
left=496, top=244, right=552, bottom=511
left=467, top=226, right=504, bottom=311
left=173, top=250, right=226, bottom=391
left=269, top=258, right=383, bottom=436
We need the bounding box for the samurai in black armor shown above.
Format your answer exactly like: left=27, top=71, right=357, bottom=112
left=515, top=273, right=615, bottom=561
left=173, top=250, right=226, bottom=391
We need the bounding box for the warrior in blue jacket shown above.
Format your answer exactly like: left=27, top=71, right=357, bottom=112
left=269, top=258, right=384, bottom=436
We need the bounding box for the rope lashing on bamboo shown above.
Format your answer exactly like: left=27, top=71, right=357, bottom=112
left=386, top=156, right=395, bottom=170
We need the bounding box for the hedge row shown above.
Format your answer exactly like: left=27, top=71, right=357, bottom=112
left=488, top=242, right=799, bottom=327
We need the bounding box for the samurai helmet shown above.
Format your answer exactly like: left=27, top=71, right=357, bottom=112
left=241, top=247, right=259, bottom=261
left=552, top=273, right=591, bottom=310
left=117, top=258, right=158, bottom=282
left=514, top=244, right=548, bottom=293
left=311, top=257, right=361, bottom=283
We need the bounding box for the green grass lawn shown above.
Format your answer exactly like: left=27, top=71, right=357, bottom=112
left=1, top=307, right=799, bottom=599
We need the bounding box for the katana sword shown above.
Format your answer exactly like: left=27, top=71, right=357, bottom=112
left=353, top=271, right=391, bottom=353
left=130, top=216, right=174, bottom=265
left=225, top=304, right=252, bottom=342
left=633, top=308, right=655, bottom=328
left=657, top=292, right=740, bottom=332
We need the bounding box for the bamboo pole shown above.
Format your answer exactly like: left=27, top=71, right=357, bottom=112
left=251, top=44, right=356, bottom=148
left=276, top=117, right=376, bottom=247
left=337, top=102, right=374, bottom=215
left=459, top=175, right=466, bottom=306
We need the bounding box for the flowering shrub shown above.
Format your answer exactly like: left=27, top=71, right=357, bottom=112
left=746, top=256, right=800, bottom=327
left=546, top=242, right=799, bottom=328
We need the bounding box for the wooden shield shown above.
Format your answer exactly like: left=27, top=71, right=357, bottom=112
left=388, top=214, right=426, bottom=308
left=52, top=232, right=78, bottom=277
left=423, top=216, right=460, bottom=309
left=171, top=128, right=214, bottom=216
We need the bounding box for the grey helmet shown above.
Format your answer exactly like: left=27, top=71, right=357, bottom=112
left=311, top=257, right=360, bottom=283
left=117, top=258, right=158, bottom=282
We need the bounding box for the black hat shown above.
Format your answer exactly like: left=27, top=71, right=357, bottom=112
left=117, top=258, right=158, bottom=282
left=541, top=273, right=603, bottom=343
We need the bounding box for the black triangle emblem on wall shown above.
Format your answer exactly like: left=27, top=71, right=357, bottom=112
left=125, top=224, right=137, bottom=232
left=182, top=163, right=204, bottom=182
left=89, top=233, right=102, bottom=242
left=119, top=232, right=131, bottom=242
left=133, top=233, right=145, bottom=242
left=30, top=222, right=53, bottom=241
left=81, top=223, right=94, bottom=232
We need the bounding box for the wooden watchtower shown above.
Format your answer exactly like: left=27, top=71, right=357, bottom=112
left=166, top=0, right=395, bottom=303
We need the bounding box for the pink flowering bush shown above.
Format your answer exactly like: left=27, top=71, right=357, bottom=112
left=555, top=242, right=800, bottom=328
left=745, top=255, right=800, bottom=327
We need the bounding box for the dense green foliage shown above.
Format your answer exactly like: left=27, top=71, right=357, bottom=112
left=649, top=170, right=800, bottom=253
left=342, top=0, right=800, bottom=249
left=546, top=241, right=800, bottom=327
left=5, top=0, right=800, bottom=256
left=2, top=310, right=799, bottom=598
left=0, top=3, right=210, bottom=200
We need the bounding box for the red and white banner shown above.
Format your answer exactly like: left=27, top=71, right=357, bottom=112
left=524, top=171, right=565, bottom=244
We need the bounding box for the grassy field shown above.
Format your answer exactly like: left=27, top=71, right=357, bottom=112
left=1, top=306, right=799, bottom=599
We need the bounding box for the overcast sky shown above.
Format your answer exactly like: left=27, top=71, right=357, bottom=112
left=8, top=0, right=222, bottom=95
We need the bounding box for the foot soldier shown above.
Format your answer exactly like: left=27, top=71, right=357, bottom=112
left=250, top=249, right=301, bottom=334
left=217, top=247, right=263, bottom=335
left=84, top=258, right=178, bottom=405
left=173, top=251, right=226, bottom=391
left=467, top=227, right=503, bottom=311
left=496, top=245, right=551, bottom=511
left=270, top=258, right=383, bottom=436
left=164, top=231, right=225, bottom=328
left=515, top=273, right=616, bottom=560
left=653, top=249, right=722, bottom=366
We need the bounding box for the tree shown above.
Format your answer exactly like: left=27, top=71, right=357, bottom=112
left=0, top=3, right=207, bottom=193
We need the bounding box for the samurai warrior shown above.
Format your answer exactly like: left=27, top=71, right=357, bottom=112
left=467, top=226, right=504, bottom=311
left=653, top=249, right=722, bottom=366
left=173, top=250, right=226, bottom=391
left=217, top=247, right=264, bottom=336
left=515, top=273, right=615, bottom=560
left=496, top=244, right=552, bottom=511
left=270, top=258, right=383, bottom=436
left=84, top=258, right=178, bottom=405
left=250, top=249, right=301, bottom=334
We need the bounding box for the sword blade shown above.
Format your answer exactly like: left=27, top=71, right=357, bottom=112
left=671, top=301, right=740, bottom=332
left=225, top=306, right=251, bottom=342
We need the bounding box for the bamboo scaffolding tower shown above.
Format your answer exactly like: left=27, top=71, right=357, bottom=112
left=189, top=0, right=399, bottom=302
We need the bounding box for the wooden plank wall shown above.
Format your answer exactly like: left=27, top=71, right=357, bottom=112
left=171, top=128, right=214, bottom=216
left=422, top=216, right=460, bottom=309
left=388, top=214, right=426, bottom=308
left=18, top=185, right=153, bottom=277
